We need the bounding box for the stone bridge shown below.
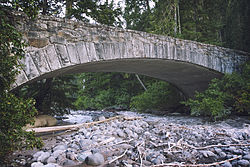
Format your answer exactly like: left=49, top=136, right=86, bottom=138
left=13, top=13, right=249, bottom=97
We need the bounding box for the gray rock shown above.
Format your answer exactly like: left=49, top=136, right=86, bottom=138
left=31, top=162, right=44, bottom=167
left=116, top=129, right=126, bottom=138
left=61, top=159, right=78, bottom=166
left=47, top=156, right=57, bottom=164
left=68, top=143, right=79, bottom=150
left=214, top=148, right=223, bottom=154
left=201, top=151, right=217, bottom=158
left=56, top=136, right=62, bottom=141
left=221, top=162, right=232, bottom=167
left=52, top=150, right=65, bottom=158
left=218, top=152, right=227, bottom=159
left=57, top=154, right=67, bottom=165
left=226, top=146, right=236, bottom=153
left=79, top=139, right=93, bottom=149
left=37, top=152, right=50, bottom=163
left=144, top=131, right=151, bottom=136
left=85, top=153, right=105, bottom=166
left=152, top=157, right=162, bottom=165
left=124, top=128, right=133, bottom=137
left=237, top=159, right=250, bottom=166
left=53, top=144, right=67, bottom=151
left=43, top=163, right=60, bottom=167
left=98, top=116, right=105, bottom=121
left=33, top=151, right=45, bottom=160
left=66, top=151, right=77, bottom=160
left=77, top=150, right=92, bottom=162
left=243, top=154, right=250, bottom=160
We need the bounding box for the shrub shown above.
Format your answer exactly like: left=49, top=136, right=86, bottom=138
left=0, top=7, right=43, bottom=164
left=130, top=81, right=182, bottom=112
left=0, top=93, right=43, bottom=163
left=182, top=62, right=250, bottom=120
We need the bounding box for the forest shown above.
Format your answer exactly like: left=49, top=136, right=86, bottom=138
left=0, top=0, right=249, bottom=164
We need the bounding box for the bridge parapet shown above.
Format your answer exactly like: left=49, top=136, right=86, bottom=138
left=11, top=12, right=249, bottom=96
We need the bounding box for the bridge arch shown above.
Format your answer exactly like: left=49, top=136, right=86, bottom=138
left=12, top=13, right=249, bottom=97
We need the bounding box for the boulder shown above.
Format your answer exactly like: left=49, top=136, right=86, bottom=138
left=26, top=115, right=57, bottom=128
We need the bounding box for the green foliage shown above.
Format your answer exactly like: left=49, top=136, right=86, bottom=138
left=0, top=2, right=43, bottom=164
left=130, top=81, right=182, bottom=112
left=182, top=63, right=250, bottom=120
left=0, top=92, right=43, bottom=163
left=124, top=0, right=152, bottom=31
left=74, top=72, right=147, bottom=110
left=69, top=0, right=122, bottom=26
left=147, top=0, right=179, bottom=37
left=14, top=75, right=78, bottom=116
left=0, top=9, right=25, bottom=91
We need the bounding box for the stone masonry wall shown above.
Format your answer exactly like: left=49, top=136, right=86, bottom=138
left=12, top=12, right=249, bottom=90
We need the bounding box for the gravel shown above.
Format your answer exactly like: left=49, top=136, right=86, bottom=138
left=12, top=110, right=250, bottom=166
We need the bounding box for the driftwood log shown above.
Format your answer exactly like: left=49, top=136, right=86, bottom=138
left=25, top=115, right=143, bottom=133
left=26, top=116, right=122, bottom=133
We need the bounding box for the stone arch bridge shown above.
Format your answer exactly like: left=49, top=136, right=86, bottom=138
left=13, top=13, right=249, bottom=97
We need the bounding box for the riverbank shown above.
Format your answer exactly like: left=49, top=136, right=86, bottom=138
left=11, top=111, right=250, bottom=167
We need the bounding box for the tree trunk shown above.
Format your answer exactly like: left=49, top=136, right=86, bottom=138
left=177, top=0, right=181, bottom=34
left=42, top=0, right=48, bottom=15
left=66, top=0, right=73, bottom=18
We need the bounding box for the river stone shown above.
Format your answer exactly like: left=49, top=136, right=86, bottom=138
left=44, top=163, right=60, bottom=167
left=47, top=156, right=57, bottom=163
left=68, top=143, right=79, bottom=150
left=98, top=116, right=105, bottom=121
left=77, top=150, right=92, bottom=162
left=237, top=159, right=250, bottom=166
left=33, top=151, right=45, bottom=160
left=31, top=162, right=44, bottom=167
left=79, top=139, right=93, bottom=149
left=53, top=144, right=67, bottom=151
left=243, top=154, right=250, bottom=160
left=61, top=159, right=78, bottom=166
left=52, top=150, right=65, bottom=158
left=37, top=152, right=50, bottom=163
left=218, top=151, right=227, bottom=159
left=221, top=162, right=232, bottom=167
left=201, top=151, right=217, bottom=158
left=116, top=129, right=126, bottom=138
left=214, top=148, right=223, bottom=154
left=66, top=151, right=77, bottom=160
left=85, top=153, right=105, bottom=166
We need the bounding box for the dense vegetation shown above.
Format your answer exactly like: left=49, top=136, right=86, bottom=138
left=183, top=63, right=250, bottom=120
left=0, top=0, right=249, bottom=164
left=0, top=1, right=43, bottom=164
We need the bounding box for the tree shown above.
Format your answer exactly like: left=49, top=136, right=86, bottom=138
left=124, top=0, right=152, bottom=31
left=14, top=75, right=78, bottom=116
left=0, top=1, right=43, bottom=164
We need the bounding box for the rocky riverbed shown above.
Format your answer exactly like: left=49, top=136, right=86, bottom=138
left=12, top=111, right=250, bottom=167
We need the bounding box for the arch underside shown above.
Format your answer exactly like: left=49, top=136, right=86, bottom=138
left=18, top=58, right=223, bottom=97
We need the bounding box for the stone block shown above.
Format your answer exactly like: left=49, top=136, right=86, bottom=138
left=44, top=45, right=61, bottom=70
left=76, top=42, right=89, bottom=63
left=66, top=43, right=80, bottom=64
left=85, top=42, right=98, bottom=62
left=94, top=43, right=105, bottom=60
left=30, top=50, right=51, bottom=74
left=50, top=36, right=66, bottom=45
left=15, top=68, right=28, bottom=86
left=55, top=44, right=71, bottom=66
left=28, top=38, right=49, bottom=48
left=19, top=54, right=40, bottom=79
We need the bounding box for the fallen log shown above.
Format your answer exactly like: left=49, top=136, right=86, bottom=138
left=26, top=115, right=122, bottom=133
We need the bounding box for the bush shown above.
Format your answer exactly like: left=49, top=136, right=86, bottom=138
left=0, top=92, right=43, bottom=163
left=182, top=62, right=250, bottom=120
left=0, top=7, right=43, bottom=164
left=130, top=81, right=183, bottom=112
